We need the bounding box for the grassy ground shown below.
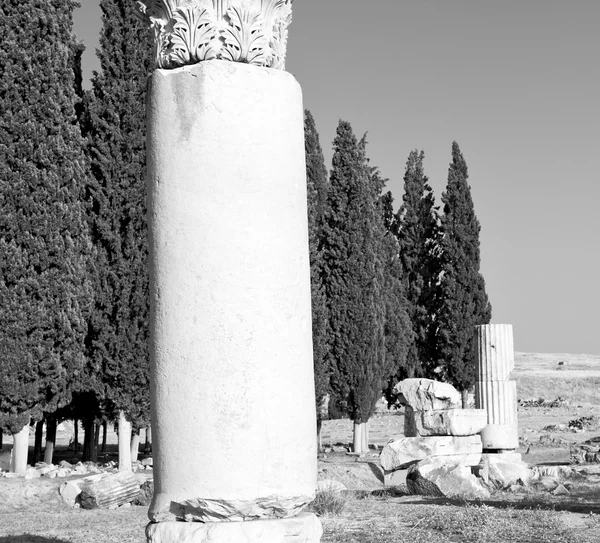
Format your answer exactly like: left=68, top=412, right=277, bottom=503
left=2, top=488, right=599, bottom=543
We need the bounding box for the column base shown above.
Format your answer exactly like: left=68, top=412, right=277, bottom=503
left=480, top=423, right=519, bottom=450
left=146, top=513, right=322, bottom=543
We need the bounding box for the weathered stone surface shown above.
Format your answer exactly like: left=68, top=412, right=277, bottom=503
left=146, top=60, right=317, bottom=523
left=146, top=513, right=323, bottom=543
left=413, top=409, right=487, bottom=437
left=407, top=457, right=490, bottom=500
left=380, top=435, right=482, bottom=471
left=79, top=471, right=141, bottom=510
left=394, top=379, right=461, bottom=412
left=479, top=422, right=519, bottom=450
left=59, top=474, right=107, bottom=507
left=163, top=495, right=314, bottom=523
left=475, top=324, right=515, bottom=381
left=475, top=459, right=530, bottom=490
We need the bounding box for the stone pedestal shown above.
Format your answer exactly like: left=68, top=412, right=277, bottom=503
left=475, top=325, right=519, bottom=450
left=146, top=60, right=318, bottom=539
left=146, top=514, right=322, bottom=543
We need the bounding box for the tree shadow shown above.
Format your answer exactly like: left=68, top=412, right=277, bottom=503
left=0, top=537, right=72, bottom=543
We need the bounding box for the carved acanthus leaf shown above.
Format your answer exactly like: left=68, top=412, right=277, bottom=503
left=169, top=7, right=218, bottom=67
left=134, top=0, right=294, bottom=70
left=221, top=6, right=268, bottom=66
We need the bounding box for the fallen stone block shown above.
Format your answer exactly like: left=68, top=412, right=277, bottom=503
left=394, top=378, right=461, bottom=411
left=407, top=457, right=490, bottom=500
left=412, top=409, right=487, bottom=437
left=475, top=458, right=530, bottom=490
left=553, top=484, right=569, bottom=496
left=59, top=473, right=108, bottom=507
left=380, top=435, right=482, bottom=471
left=384, top=469, right=407, bottom=487
left=79, top=471, right=142, bottom=510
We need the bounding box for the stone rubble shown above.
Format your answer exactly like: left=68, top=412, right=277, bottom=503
left=382, top=371, right=531, bottom=500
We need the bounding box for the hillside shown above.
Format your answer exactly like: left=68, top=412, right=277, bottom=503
left=514, top=352, right=600, bottom=406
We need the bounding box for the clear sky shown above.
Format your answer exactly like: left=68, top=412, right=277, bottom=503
left=73, top=1, right=600, bottom=355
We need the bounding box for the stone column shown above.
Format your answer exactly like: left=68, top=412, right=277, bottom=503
left=474, top=324, right=519, bottom=451
left=137, top=2, right=321, bottom=541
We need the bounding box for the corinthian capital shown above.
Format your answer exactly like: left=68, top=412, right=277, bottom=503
left=135, top=0, right=294, bottom=70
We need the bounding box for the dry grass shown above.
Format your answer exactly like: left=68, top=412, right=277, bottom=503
left=319, top=492, right=600, bottom=543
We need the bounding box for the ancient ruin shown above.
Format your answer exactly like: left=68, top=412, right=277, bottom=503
left=136, top=0, right=321, bottom=541
left=475, top=324, right=519, bottom=450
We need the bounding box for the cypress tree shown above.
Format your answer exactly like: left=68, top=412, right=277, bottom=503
left=83, top=0, right=153, bottom=448
left=322, top=123, right=389, bottom=452
left=304, top=110, right=330, bottom=442
left=0, top=0, right=91, bottom=436
left=388, top=150, right=442, bottom=398
left=437, top=142, right=492, bottom=401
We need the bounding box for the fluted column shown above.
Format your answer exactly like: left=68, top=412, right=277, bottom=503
left=475, top=325, right=519, bottom=450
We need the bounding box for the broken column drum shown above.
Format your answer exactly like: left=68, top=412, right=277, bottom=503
left=137, top=1, right=321, bottom=541
left=475, top=324, right=519, bottom=450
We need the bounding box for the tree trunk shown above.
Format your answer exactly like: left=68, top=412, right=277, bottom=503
left=10, top=423, right=29, bottom=474
left=144, top=425, right=152, bottom=454
left=73, top=418, right=79, bottom=453
left=44, top=417, right=57, bottom=465
left=130, top=431, right=140, bottom=464
left=0, top=429, right=3, bottom=450
left=352, top=421, right=362, bottom=453
left=118, top=411, right=132, bottom=472
left=82, top=417, right=98, bottom=463
left=316, top=418, right=322, bottom=453
left=101, top=421, right=108, bottom=453
left=461, top=389, right=469, bottom=408
left=33, top=420, right=44, bottom=464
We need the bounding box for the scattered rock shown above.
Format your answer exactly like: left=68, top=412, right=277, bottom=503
left=141, top=457, right=153, bottom=467
left=380, top=435, right=482, bottom=471
left=393, top=379, right=461, bottom=411
left=476, top=458, right=530, bottom=490
left=552, top=484, right=570, bottom=496
left=407, top=457, right=490, bottom=500
left=135, top=479, right=154, bottom=506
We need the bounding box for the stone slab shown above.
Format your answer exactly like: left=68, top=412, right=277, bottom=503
left=146, top=513, right=322, bottom=543
left=394, top=379, right=461, bottom=411
left=380, top=435, right=482, bottom=471
left=411, top=409, right=487, bottom=437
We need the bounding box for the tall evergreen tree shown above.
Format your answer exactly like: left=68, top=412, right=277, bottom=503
left=0, top=0, right=92, bottom=436
left=373, top=173, right=413, bottom=411
left=437, top=142, right=492, bottom=400
left=83, top=0, right=153, bottom=446
left=388, top=150, right=441, bottom=397
left=304, top=110, right=330, bottom=441
left=322, top=122, right=393, bottom=452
